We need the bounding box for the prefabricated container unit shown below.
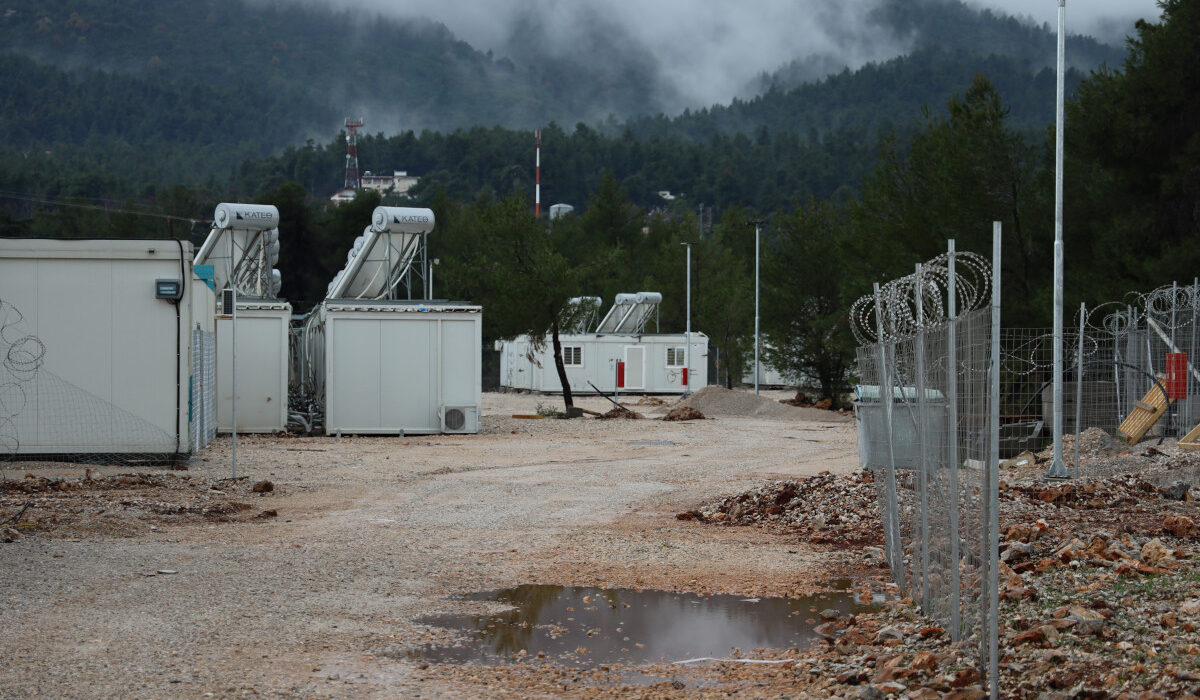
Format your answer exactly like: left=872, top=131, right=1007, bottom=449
left=216, top=300, right=291, bottom=433
left=499, top=332, right=709, bottom=394
left=193, top=203, right=290, bottom=434
left=297, top=206, right=481, bottom=435
left=743, top=360, right=792, bottom=388
left=0, top=238, right=208, bottom=460
left=308, top=301, right=483, bottom=435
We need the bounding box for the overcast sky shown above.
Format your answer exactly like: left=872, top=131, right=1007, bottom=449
left=338, top=0, right=1163, bottom=111
left=969, top=0, right=1160, bottom=41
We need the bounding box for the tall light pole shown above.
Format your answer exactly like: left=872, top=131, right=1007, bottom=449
left=1047, top=0, right=1069, bottom=479
left=749, top=218, right=765, bottom=395
left=681, top=241, right=693, bottom=396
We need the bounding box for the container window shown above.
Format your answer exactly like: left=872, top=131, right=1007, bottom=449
left=666, top=346, right=686, bottom=367
left=563, top=346, right=583, bottom=366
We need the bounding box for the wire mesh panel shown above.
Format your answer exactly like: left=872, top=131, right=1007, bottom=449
left=852, top=241, right=999, bottom=694
left=191, top=328, right=216, bottom=453
left=1140, top=283, right=1200, bottom=440
left=995, top=283, right=1200, bottom=481
left=954, top=307, right=993, bottom=664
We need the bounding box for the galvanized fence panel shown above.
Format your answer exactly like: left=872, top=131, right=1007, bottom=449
left=852, top=234, right=1000, bottom=696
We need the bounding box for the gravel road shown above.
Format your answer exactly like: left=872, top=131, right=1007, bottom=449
left=0, top=390, right=856, bottom=698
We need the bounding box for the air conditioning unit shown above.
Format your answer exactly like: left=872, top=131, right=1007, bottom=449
left=440, top=405, right=479, bottom=434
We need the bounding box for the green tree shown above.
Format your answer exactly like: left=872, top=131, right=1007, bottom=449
left=761, top=200, right=858, bottom=404
left=1066, top=0, right=1200, bottom=294
left=695, top=210, right=754, bottom=388
left=443, top=195, right=607, bottom=410
left=855, top=75, right=1045, bottom=324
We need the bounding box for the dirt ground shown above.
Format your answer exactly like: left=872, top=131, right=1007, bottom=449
left=0, top=389, right=858, bottom=699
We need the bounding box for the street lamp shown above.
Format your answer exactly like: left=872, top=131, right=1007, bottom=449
left=681, top=241, right=693, bottom=396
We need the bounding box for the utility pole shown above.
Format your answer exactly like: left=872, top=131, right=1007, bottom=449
left=1047, top=0, right=1069, bottom=479
left=681, top=241, right=693, bottom=396
left=749, top=218, right=766, bottom=395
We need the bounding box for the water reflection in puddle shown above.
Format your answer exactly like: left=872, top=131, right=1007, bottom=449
left=411, top=582, right=881, bottom=667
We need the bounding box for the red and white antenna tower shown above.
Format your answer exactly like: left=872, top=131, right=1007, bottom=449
left=344, top=117, right=364, bottom=190
left=534, top=129, right=541, bottom=218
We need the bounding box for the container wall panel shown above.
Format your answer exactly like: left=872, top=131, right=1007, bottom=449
left=441, top=319, right=479, bottom=407
left=379, top=318, right=436, bottom=431
left=328, top=317, right=383, bottom=431
left=216, top=310, right=289, bottom=433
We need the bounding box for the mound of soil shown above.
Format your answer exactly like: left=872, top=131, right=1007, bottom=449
left=598, top=407, right=642, bottom=420
left=662, top=406, right=706, bottom=421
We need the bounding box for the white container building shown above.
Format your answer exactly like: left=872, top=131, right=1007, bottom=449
left=297, top=207, right=483, bottom=435
left=498, top=293, right=709, bottom=394
left=743, top=361, right=792, bottom=388
left=215, top=300, right=290, bottom=433
left=0, top=238, right=214, bottom=460
left=194, top=203, right=292, bottom=433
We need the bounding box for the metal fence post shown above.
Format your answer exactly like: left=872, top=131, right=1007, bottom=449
left=914, top=263, right=931, bottom=611
left=874, top=282, right=906, bottom=594
left=947, top=239, right=961, bottom=640
left=986, top=221, right=1002, bottom=699
left=1171, top=281, right=1178, bottom=348
left=1074, top=303, right=1085, bottom=476
left=1114, top=307, right=1124, bottom=429
left=1190, top=278, right=1198, bottom=430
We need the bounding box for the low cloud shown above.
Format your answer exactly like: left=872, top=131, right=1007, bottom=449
left=320, top=0, right=1158, bottom=114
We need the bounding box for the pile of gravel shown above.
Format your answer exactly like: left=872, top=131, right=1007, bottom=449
left=678, top=386, right=848, bottom=422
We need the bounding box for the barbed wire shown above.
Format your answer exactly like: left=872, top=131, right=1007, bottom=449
left=1138, top=282, right=1200, bottom=323
left=850, top=251, right=991, bottom=345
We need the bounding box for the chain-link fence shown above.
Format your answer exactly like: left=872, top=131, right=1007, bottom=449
left=191, top=328, right=217, bottom=453
left=852, top=234, right=1001, bottom=697
left=995, top=281, right=1200, bottom=480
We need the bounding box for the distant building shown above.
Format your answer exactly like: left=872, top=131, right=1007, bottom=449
left=549, top=203, right=574, bottom=220
left=330, top=171, right=420, bottom=205
left=361, top=170, right=420, bottom=196
left=330, top=188, right=356, bottom=204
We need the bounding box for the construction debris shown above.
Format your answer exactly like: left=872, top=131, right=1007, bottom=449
left=1034, top=427, right=1129, bottom=462
left=779, top=392, right=835, bottom=410
left=678, top=470, right=881, bottom=548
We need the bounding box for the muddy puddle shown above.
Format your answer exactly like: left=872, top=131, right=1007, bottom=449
left=411, top=582, right=881, bottom=668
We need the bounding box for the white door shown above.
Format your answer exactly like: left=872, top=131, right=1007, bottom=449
left=623, top=346, right=645, bottom=390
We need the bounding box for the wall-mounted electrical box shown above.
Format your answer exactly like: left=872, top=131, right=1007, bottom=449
left=156, top=278, right=183, bottom=300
